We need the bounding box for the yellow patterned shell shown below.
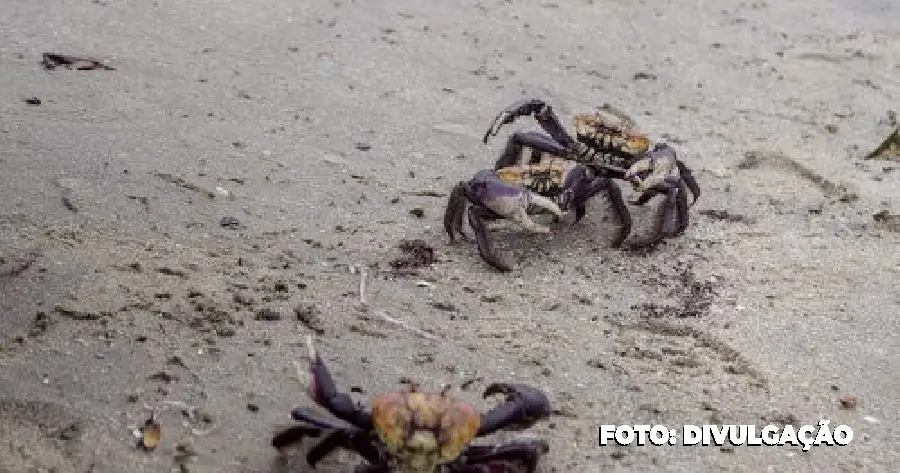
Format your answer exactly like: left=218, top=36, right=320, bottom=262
left=573, top=113, right=650, bottom=155
left=494, top=158, right=574, bottom=194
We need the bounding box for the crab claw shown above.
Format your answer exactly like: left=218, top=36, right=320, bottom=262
left=299, top=335, right=374, bottom=430
left=468, top=172, right=563, bottom=234
left=477, top=383, right=551, bottom=437
left=483, top=98, right=552, bottom=144
left=623, top=155, right=654, bottom=187
left=483, top=111, right=517, bottom=144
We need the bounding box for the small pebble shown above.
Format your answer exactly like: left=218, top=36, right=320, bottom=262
left=255, top=308, right=282, bottom=321
left=220, top=216, right=240, bottom=228
left=839, top=396, right=857, bottom=409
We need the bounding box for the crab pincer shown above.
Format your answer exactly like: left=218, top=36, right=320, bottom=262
left=478, top=383, right=552, bottom=436
left=444, top=169, right=565, bottom=272
left=296, top=335, right=374, bottom=430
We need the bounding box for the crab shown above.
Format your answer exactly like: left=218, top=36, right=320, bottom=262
left=443, top=157, right=614, bottom=271
left=482, top=98, right=701, bottom=244
left=272, top=335, right=552, bottom=473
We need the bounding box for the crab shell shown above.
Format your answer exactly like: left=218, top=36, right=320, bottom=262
left=572, top=113, right=651, bottom=156
left=371, top=390, right=481, bottom=471
left=493, top=157, right=573, bottom=195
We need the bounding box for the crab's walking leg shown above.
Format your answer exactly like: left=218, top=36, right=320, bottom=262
left=461, top=438, right=550, bottom=473
left=652, top=180, right=681, bottom=242
left=444, top=181, right=470, bottom=243
left=571, top=177, right=632, bottom=247
left=495, top=131, right=570, bottom=169
left=484, top=98, right=575, bottom=147
left=677, top=160, right=701, bottom=206
left=674, top=180, right=691, bottom=236
left=631, top=189, right=656, bottom=206
left=352, top=467, right=389, bottom=473
left=301, top=336, right=374, bottom=430
left=306, top=430, right=384, bottom=469
left=467, top=205, right=512, bottom=272
left=271, top=424, right=324, bottom=451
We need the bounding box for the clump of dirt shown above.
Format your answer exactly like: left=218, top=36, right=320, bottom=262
left=698, top=209, right=755, bottom=224
left=388, top=239, right=436, bottom=275
left=873, top=210, right=900, bottom=233
left=633, top=265, right=718, bottom=319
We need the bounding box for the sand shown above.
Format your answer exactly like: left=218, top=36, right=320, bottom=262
left=1, top=0, right=898, bottom=472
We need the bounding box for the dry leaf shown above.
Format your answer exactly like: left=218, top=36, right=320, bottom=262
left=839, top=396, right=858, bottom=409
left=140, top=417, right=162, bottom=451
left=41, top=53, right=116, bottom=71
left=873, top=210, right=900, bottom=233
left=864, top=127, right=900, bottom=161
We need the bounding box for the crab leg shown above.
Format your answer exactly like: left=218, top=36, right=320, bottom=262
left=301, top=335, right=374, bottom=430
left=460, top=438, right=550, bottom=473
left=352, top=466, right=390, bottom=473
left=306, top=430, right=384, bottom=469
left=654, top=184, right=680, bottom=242
left=674, top=180, right=691, bottom=236
left=483, top=98, right=575, bottom=148
left=444, top=181, right=471, bottom=243
left=271, top=424, right=324, bottom=451
left=467, top=205, right=512, bottom=272
left=568, top=176, right=632, bottom=247
left=676, top=160, right=701, bottom=206
left=477, top=383, right=551, bottom=437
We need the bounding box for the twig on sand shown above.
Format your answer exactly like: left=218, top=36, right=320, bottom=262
left=374, top=310, right=438, bottom=340
left=142, top=400, right=217, bottom=437
left=346, top=265, right=437, bottom=340
left=359, top=267, right=368, bottom=306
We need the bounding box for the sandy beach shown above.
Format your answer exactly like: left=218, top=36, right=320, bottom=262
left=1, top=0, right=898, bottom=472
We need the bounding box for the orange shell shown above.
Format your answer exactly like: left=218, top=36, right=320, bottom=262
left=371, top=390, right=480, bottom=463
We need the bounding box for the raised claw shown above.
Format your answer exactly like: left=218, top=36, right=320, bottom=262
left=478, top=383, right=551, bottom=437
left=483, top=98, right=550, bottom=144
left=302, top=335, right=374, bottom=430
left=483, top=111, right=516, bottom=144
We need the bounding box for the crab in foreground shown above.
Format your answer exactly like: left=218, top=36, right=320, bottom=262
left=272, top=336, right=552, bottom=473
left=482, top=98, right=701, bottom=244
left=443, top=157, right=613, bottom=271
